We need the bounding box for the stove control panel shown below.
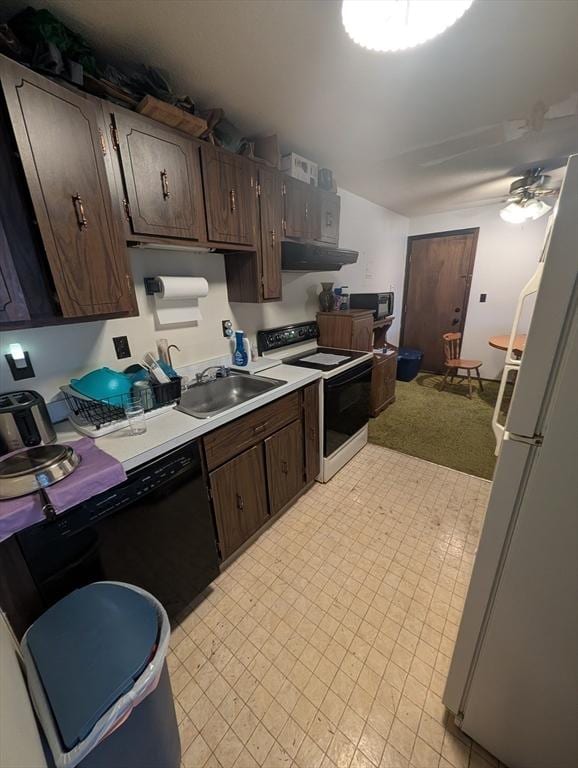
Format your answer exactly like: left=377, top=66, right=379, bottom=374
left=257, top=322, right=318, bottom=353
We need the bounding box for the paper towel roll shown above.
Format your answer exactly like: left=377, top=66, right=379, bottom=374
left=153, top=276, right=209, bottom=326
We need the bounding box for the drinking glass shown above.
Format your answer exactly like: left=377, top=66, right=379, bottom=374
left=124, top=397, right=147, bottom=435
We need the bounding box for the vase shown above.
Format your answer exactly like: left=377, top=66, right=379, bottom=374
left=318, top=282, right=335, bottom=312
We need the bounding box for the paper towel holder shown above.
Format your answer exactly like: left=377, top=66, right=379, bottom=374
left=144, top=277, right=163, bottom=295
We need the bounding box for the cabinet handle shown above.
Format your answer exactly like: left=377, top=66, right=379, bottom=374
left=98, top=128, right=107, bottom=156
left=160, top=169, right=170, bottom=199
left=253, top=423, right=267, bottom=434
left=326, top=212, right=333, bottom=227
left=230, top=189, right=237, bottom=213
left=236, top=493, right=244, bottom=511
left=271, top=229, right=276, bottom=247
left=72, top=193, right=88, bottom=230
left=304, top=202, right=308, bottom=219
left=281, top=460, right=288, bottom=475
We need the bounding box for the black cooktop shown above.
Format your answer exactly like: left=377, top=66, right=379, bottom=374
left=282, top=346, right=369, bottom=371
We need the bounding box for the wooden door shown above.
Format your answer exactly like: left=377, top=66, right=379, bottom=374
left=302, top=382, right=320, bottom=483
left=0, top=57, right=133, bottom=318
left=316, top=190, right=340, bottom=245
left=210, top=445, right=268, bottom=559
left=284, top=176, right=315, bottom=239
left=351, top=314, right=374, bottom=351
left=202, top=146, right=257, bottom=246
left=113, top=110, right=206, bottom=240
left=265, top=420, right=304, bottom=515
left=258, top=166, right=283, bottom=300
left=402, top=229, right=478, bottom=372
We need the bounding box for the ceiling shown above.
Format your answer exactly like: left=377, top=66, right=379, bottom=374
left=2, top=0, right=577, bottom=216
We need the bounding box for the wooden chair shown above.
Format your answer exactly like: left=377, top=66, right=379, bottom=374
left=440, top=332, right=483, bottom=399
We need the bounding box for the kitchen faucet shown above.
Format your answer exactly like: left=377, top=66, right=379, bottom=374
left=195, top=365, right=230, bottom=384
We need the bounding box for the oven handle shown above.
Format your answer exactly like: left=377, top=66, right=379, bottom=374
left=325, top=360, right=373, bottom=390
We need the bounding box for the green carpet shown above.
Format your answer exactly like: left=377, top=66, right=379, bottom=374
left=369, top=373, right=501, bottom=480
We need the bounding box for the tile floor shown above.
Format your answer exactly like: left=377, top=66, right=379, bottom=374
left=169, top=444, right=504, bottom=768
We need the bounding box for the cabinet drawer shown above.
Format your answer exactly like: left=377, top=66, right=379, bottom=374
left=203, top=392, right=301, bottom=470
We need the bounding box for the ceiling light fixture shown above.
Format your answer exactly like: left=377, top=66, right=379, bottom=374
left=500, top=197, right=552, bottom=224
left=341, top=0, right=475, bottom=53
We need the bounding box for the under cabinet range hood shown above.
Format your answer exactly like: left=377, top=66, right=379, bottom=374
left=281, top=242, right=358, bottom=272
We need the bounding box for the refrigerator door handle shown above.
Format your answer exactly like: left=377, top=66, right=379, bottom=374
left=504, top=262, right=544, bottom=366
left=492, top=363, right=519, bottom=454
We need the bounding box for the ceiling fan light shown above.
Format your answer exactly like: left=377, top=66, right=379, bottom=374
left=500, top=202, right=528, bottom=224
left=341, top=0, right=475, bottom=53
left=522, top=198, right=552, bottom=220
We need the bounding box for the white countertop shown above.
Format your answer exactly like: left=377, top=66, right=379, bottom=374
left=55, top=365, right=322, bottom=471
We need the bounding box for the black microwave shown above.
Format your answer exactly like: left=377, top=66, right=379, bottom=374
left=349, top=292, right=394, bottom=319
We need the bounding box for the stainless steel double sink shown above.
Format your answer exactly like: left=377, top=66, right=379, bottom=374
left=176, top=373, right=286, bottom=419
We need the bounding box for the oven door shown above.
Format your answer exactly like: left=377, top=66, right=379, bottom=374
left=324, top=359, right=373, bottom=457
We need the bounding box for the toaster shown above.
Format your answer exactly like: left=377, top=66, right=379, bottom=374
left=0, top=391, right=56, bottom=454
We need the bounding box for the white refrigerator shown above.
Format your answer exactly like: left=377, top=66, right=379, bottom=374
left=443, top=154, right=578, bottom=768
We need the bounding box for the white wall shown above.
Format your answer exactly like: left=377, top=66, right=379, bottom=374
left=0, top=189, right=408, bottom=408
left=409, top=203, right=549, bottom=379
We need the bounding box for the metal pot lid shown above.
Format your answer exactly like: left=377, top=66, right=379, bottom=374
left=0, top=445, right=80, bottom=499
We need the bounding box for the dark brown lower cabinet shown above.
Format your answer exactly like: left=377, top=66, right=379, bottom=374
left=371, top=351, right=397, bottom=417
left=303, top=382, right=321, bottom=483
left=203, top=384, right=320, bottom=561
left=209, top=444, right=268, bottom=560
left=265, top=420, right=304, bottom=515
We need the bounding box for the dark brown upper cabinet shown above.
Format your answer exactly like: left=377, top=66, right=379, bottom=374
left=315, top=189, right=341, bottom=245
left=258, top=165, right=283, bottom=300
left=112, top=109, right=207, bottom=241
left=0, top=56, right=135, bottom=320
left=283, top=175, right=316, bottom=240
left=0, top=220, right=30, bottom=324
left=225, top=164, right=283, bottom=303
left=202, top=145, right=257, bottom=247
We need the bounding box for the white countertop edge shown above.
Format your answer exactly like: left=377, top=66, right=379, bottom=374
left=55, top=365, right=322, bottom=472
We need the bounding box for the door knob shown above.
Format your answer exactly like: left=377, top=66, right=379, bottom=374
left=454, top=307, right=461, bottom=312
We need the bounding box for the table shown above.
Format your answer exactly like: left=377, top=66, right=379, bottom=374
left=489, top=334, right=527, bottom=356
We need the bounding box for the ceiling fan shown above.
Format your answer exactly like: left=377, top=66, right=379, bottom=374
left=498, top=168, right=558, bottom=223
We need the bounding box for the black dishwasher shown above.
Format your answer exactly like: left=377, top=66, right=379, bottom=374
left=16, top=439, right=220, bottom=621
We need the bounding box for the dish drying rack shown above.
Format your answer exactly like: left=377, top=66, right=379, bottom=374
left=61, top=377, right=182, bottom=437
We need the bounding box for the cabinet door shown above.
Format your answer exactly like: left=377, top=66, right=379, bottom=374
left=258, top=166, right=283, bottom=300
left=0, top=220, right=29, bottom=323
left=316, top=190, right=340, bottom=245
left=202, top=146, right=257, bottom=246
left=0, top=58, right=133, bottom=318
left=284, top=176, right=315, bottom=239
left=265, top=420, right=305, bottom=515
left=370, top=354, right=397, bottom=416
left=351, top=315, right=374, bottom=351
left=303, top=382, right=320, bottom=483
left=113, top=110, right=206, bottom=240
left=210, top=445, right=268, bottom=559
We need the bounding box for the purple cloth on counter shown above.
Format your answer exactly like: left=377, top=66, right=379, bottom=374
left=0, top=438, right=127, bottom=542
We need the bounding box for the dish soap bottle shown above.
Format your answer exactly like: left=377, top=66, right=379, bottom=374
left=233, top=330, right=249, bottom=366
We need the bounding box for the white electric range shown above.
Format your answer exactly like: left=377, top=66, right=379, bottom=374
left=257, top=321, right=374, bottom=482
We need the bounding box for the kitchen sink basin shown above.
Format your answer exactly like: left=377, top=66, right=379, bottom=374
left=176, top=373, right=287, bottom=419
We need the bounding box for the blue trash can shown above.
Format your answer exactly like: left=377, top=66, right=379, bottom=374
left=397, top=347, right=424, bottom=382
left=22, top=583, right=180, bottom=768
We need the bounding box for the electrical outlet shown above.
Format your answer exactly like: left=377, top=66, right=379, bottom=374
left=113, top=336, right=131, bottom=359
left=222, top=319, right=234, bottom=338
left=480, top=293, right=487, bottom=303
